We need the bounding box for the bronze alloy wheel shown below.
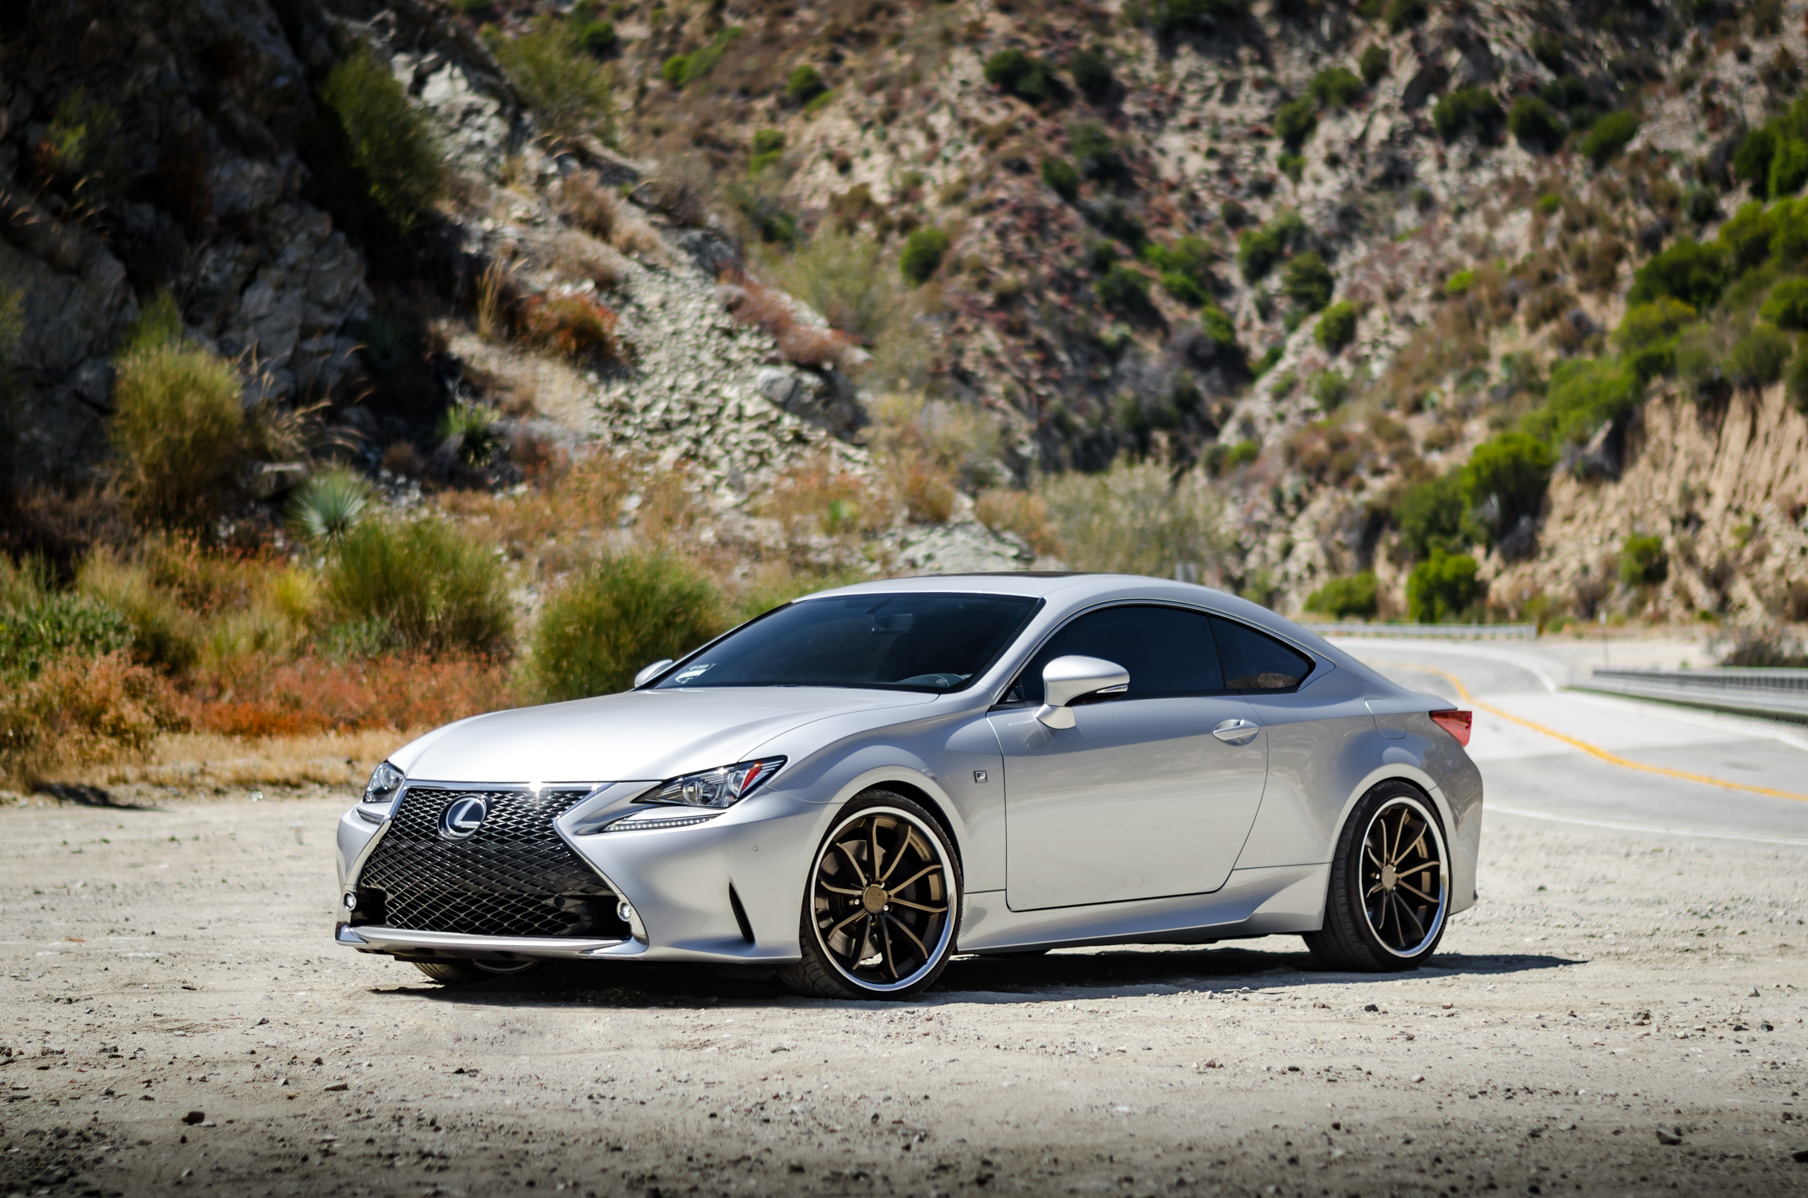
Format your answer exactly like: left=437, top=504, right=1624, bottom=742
left=1302, top=781, right=1450, bottom=972
left=1359, top=794, right=1448, bottom=957
left=781, top=793, right=961, bottom=998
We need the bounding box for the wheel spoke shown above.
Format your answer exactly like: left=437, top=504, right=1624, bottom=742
left=878, top=823, right=912, bottom=885
left=827, top=909, right=866, bottom=940
left=887, top=864, right=943, bottom=893
left=833, top=840, right=870, bottom=887
left=869, top=819, right=884, bottom=889
left=1404, top=859, right=1441, bottom=874
left=1365, top=844, right=1385, bottom=870
left=888, top=896, right=948, bottom=914
left=818, top=882, right=864, bottom=898
left=876, top=914, right=898, bottom=980
left=1393, top=892, right=1427, bottom=946
left=1396, top=879, right=1439, bottom=905
left=884, top=912, right=930, bottom=963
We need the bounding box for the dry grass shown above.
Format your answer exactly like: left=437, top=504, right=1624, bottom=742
left=0, top=652, right=184, bottom=786
left=519, top=292, right=626, bottom=362
left=724, top=277, right=861, bottom=370
left=758, top=450, right=893, bottom=541
left=547, top=229, right=629, bottom=290
left=101, top=728, right=403, bottom=790
left=552, top=171, right=620, bottom=240
left=976, top=488, right=1059, bottom=555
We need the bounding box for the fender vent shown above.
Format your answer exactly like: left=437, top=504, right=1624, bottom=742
left=728, top=884, right=755, bottom=944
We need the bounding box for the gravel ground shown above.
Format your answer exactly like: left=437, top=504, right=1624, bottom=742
left=3, top=791, right=1807, bottom=1197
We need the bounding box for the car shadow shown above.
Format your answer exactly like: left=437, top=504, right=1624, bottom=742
left=375, top=945, right=1583, bottom=1009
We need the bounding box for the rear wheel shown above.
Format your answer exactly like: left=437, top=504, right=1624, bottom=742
left=411, top=959, right=541, bottom=985
left=779, top=791, right=961, bottom=1000
left=1303, top=782, right=1450, bottom=972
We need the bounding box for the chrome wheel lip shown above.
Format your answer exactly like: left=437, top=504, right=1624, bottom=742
left=1360, top=795, right=1448, bottom=960
left=807, top=805, right=958, bottom=994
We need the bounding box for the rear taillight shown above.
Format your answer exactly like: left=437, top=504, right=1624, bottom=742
left=1430, top=709, right=1472, bottom=747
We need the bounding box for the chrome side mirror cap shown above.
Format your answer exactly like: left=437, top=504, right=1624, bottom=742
left=1035, top=655, right=1129, bottom=729
left=633, top=659, right=675, bottom=688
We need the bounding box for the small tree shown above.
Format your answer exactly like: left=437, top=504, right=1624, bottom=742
left=900, top=227, right=951, bottom=285
left=1407, top=549, right=1481, bottom=623
left=1619, top=534, right=1668, bottom=587
left=1305, top=572, right=1379, bottom=619
left=1315, top=301, right=1358, bottom=352
left=321, top=46, right=447, bottom=233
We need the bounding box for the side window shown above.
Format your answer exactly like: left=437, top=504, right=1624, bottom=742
left=1008, top=605, right=1224, bottom=703
left=1210, top=616, right=1313, bottom=692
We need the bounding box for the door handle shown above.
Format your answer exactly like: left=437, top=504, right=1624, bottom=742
left=1212, top=718, right=1260, bottom=744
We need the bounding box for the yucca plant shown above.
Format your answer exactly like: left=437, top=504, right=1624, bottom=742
left=286, top=468, right=373, bottom=545
left=439, top=400, right=504, bottom=468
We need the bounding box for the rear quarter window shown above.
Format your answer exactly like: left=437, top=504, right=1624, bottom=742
left=1210, top=616, right=1314, bottom=692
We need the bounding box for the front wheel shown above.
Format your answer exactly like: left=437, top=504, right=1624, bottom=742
left=779, top=790, right=962, bottom=1000
left=1303, top=782, right=1450, bottom=972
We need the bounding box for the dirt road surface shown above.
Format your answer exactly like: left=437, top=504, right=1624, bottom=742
left=2, top=788, right=1806, bottom=1198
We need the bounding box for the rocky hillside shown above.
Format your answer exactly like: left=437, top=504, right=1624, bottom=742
left=7, top=0, right=1808, bottom=629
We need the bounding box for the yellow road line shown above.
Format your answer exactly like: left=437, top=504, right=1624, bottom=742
left=1376, top=661, right=1808, bottom=804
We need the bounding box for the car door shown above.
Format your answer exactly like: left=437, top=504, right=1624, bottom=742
left=987, top=604, right=1270, bottom=911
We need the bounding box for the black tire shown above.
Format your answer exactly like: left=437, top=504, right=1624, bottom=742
left=411, top=959, right=540, bottom=985
left=1303, top=781, right=1451, bottom=972
left=778, top=789, right=962, bottom=1000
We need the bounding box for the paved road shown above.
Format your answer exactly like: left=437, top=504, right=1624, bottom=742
left=1334, top=637, right=1808, bottom=850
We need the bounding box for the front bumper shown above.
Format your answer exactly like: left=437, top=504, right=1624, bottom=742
left=335, top=785, right=829, bottom=966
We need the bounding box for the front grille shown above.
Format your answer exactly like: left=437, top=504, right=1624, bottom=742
left=354, top=787, right=630, bottom=939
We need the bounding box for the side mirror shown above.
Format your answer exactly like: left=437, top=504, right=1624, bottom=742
left=633, top=659, right=675, bottom=688
left=1035, top=655, right=1129, bottom=729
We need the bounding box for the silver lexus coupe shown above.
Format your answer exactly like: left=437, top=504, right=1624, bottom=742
left=335, top=573, right=1481, bottom=999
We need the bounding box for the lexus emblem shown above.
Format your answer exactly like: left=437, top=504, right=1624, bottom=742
left=438, top=796, right=489, bottom=840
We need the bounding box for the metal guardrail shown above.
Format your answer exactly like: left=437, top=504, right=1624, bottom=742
left=1302, top=622, right=1539, bottom=640
left=1571, top=667, right=1808, bottom=721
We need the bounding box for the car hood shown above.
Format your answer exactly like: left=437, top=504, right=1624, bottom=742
left=390, top=687, right=940, bottom=786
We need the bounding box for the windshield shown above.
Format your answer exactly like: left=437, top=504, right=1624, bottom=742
left=652, top=592, right=1042, bottom=693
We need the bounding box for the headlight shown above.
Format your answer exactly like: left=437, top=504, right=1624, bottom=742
left=647, top=757, right=785, bottom=809
left=356, top=761, right=405, bottom=824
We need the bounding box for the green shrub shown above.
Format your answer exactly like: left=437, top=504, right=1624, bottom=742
left=1040, top=156, right=1080, bottom=201
left=1462, top=432, right=1553, bottom=543
left=1788, top=349, right=1808, bottom=412
left=749, top=127, right=785, bottom=173
left=1735, top=126, right=1778, bottom=194
left=321, top=46, right=447, bottom=233
left=1770, top=137, right=1808, bottom=198
left=530, top=553, right=723, bottom=701
left=1096, top=263, right=1155, bottom=317
left=1580, top=111, right=1639, bottom=166
left=1394, top=472, right=1466, bottom=560
left=1310, top=67, right=1365, bottom=108
left=661, top=54, right=693, bottom=87
left=285, top=468, right=372, bottom=545
left=1612, top=297, right=1696, bottom=380
left=1148, top=234, right=1216, bottom=306
left=1508, top=96, right=1564, bottom=151
left=1280, top=251, right=1337, bottom=310
left=1720, top=201, right=1779, bottom=272
left=984, top=49, right=1056, bottom=102
left=1236, top=209, right=1305, bottom=282
left=439, top=400, right=504, bottom=467
left=1685, top=187, right=1721, bottom=226
left=1529, top=359, right=1640, bottom=445
left=1315, top=301, right=1358, bottom=352
left=577, top=20, right=616, bottom=56
left=110, top=341, right=245, bottom=531
left=1770, top=201, right=1808, bottom=264
left=1432, top=88, right=1503, bottom=142
left=1727, top=323, right=1793, bottom=390
left=1406, top=549, right=1481, bottom=622
left=1384, top=0, right=1427, bottom=31
left=1444, top=269, right=1475, bottom=297
left=1305, top=571, right=1378, bottom=619
left=1277, top=152, right=1305, bottom=183
left=1530, top=31, right=1566, bottom=73
left=43, top=88, right=124, bottom=202
left=324, top=518, right=512, bottom=655
left=1070, top=122, right=1129, bottom=183
left=1147, top=0, right=1245, bottom=35
left=493, top=18, right=615, bottom=142
left=1274, top=95, right=1317, bottom=149
left=786, top=64, right=827, bottom=104
left=1359, top=45, right=1390, bottom=86
left=1762, top=278, right=1808, bottom=329
left=1619, top=533, right=1668, bottom=587
left=899, top=227, right=951, bottom=285
left=1199, top=304, right=1239, bottom=353
left=0, top=590, right=132, bottom=681
left=1071, top=47, right=1113, bottom=102
left=1311, top=369, right=1351, bottom=410
left=1627, top=238, right=1728, bottom=309
left=1092, top=200, right=1146, bottom=249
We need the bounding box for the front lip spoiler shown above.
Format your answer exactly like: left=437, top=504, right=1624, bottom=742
left=336, top=923, right=648, bottom=961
